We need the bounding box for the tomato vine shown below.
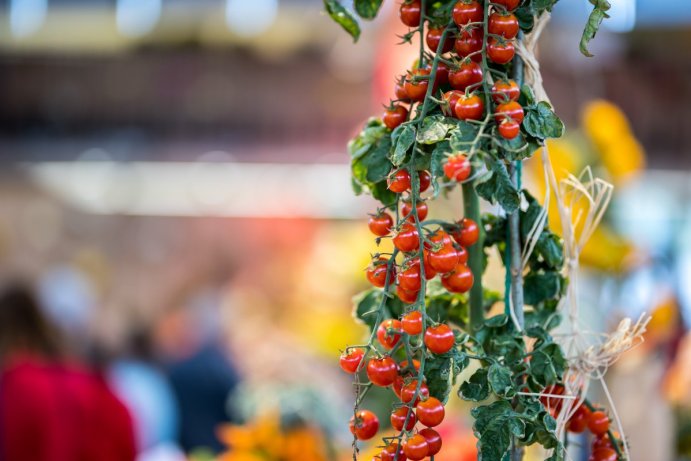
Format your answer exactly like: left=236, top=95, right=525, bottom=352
left=326, top=1, right=623, bottom=460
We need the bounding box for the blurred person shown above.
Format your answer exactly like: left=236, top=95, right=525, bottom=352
left=0, top=281, right=136, bottom=461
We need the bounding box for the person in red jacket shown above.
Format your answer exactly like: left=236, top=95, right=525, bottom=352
left=0, top=282, right=137, bottom=461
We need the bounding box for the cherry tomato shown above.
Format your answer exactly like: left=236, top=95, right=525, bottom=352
left=487, top=38, right=515, bottom=64
left=488, top=12, right=519, bottom=39
left=456, top=245, right=468, bottom=264
left=588, top=410, right=610, bottom=436
left=452, top=1, right=483, bottom=26
left=495, top=100, right=524, bottom=124
left=349, top=409, right=379, bottom=440
left=430, top=61, right=449, bottom=86
left=441, top=264, right=474, bottom=293
left=403, top=434, right=429, bottom=461
left=377, top=319, right=403, bottom=349
left=401, top=380, right=430, bottom=404
left=424, top=324, right=455, bottom=354
left=448, top=61, right=483, bottom=91
left=368, top=212, right=394, bottom=237
left=422, top=251, right=438, bottom=280
left=455, top=93, right=484, bottom=120
left=397, top=284, right=419, bottom=304
left=391, top=407, right=417, bottom=431
left=492, top=79, right=520, bottom=104
left=404, top=68, right=431, bottom=102
left=395, top=79, right=410, bottom=101
left=419, top=428, right=442, bottom=456
left=416, top=397, right=445, bottom=427
left=493, top=0, right=520, bottom=11
left=380, top=442, right=407, bottom=461
left=539, top=384, right=564, bottom=411
left=592, top=434, right=614, bottom=451
left=399, top=0, right=421, bottom=27
left=451, top=218, right=479, bottom=247
left=443, top=154, right=472, bottom=182
left=418, top=170, right=432, bottom=193
left=367, top=357, right=399, bottom=386
left=442, top=90, right=463, bottom=117
left=454, top=27, right=483, bottom=61
left=366, top=258, right=395, bottom=288
left=398, top=263, right=422, bottom=292
left=426, top=26, right=454, bottom=53
left=384, top=105, right=409, bottom=130
left=567, top=405, right=589, bottom=433
left=400, top=359, right=421, bottom=374
left=340, top=348, right=365, bottom=374
left=393, top=223, right=421, bottom=253
left=401, top=200, right=428, bottom=222
left=388, top=169, right=411, bottom=193
left=428, top=246, right=460, bottom=274
left=402, top=310, right=423, bottom=335
left=427, top=229, right=454, bottom=249
left=499, top=119, right=520, bottom=139
left=589, top=448, right=617, bottom=461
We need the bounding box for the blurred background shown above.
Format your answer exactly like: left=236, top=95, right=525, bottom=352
left=0, top=0, right=690, bottom=460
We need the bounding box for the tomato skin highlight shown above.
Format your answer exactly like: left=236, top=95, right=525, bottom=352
left=451, top=218, right=480, bottom=247
left=488, top=12, right=519, bottom=39
left=399, top=0, right=421, bottom=27
left=487, top=38, right=516, bottom=64
left=455, top=93, right=484, bottom=121
left=499, top=119, right=520, bottom=139
left=416, top=397, right=445, bottom=427
left=419, top=428, right=442, bottom=455
left=368, top=212, right=393, bottom=237
left=424, top=324, right=455, bottom=354
left=441, top=263, right=474, bottom=293
left=492, top=79, right=520, bottom=104
left=448, top=61, right=483, bottom=91
left=587, top=410, right=610, bottom=436
left=367, top=357, right=399, bottom=386
left=349, top=410, right=379, bottom=440
left=390, top=407, right=417, bottom=431
left=495, top=101, right=525, bottom=124
left=393, top=223, right=421, bottom=253
left=452, top=1, right=483, bottom=26
left=388, top=169, right=411, bottom=193
left=402, top=310, right=423, bottom=335
left=403, top=434, right=429, bottom=461
left=383, top=105, right=409, bottom=130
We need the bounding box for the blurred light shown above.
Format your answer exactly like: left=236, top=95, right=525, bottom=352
left=116, top=0, right=161, bottom=38
left=588, top=0, right=636, bottom=33
left=225, top=0, right=278, bottom=38
left=9, top=0, right=47, bottom=38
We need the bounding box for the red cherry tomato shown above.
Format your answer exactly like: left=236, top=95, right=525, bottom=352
left=452, top=1, right=483, bottom=26
left=402, top=310, right=423, bottom=335
left=424, top=324, right=455, bottom=354
left=340, top=348, right=365, bottom=373
left=492, top=79, right=520, bottom=104
left=380, top=442, right=407, bottom=461
left=455, top=93, right=484, bottom=120
left=493, top=0, right=520, bottom=11
left=396, top=284, right=419, bottom=304
left=368, top=212, right=394, bottom=237
left=384, top=105, right=409, bottom=130
left=488, top=12, right=519, bottom=39
left=391, top=407, right=417, bottom=431
left=487, top=38, right=515, bottom=64
left=367, top=357, right=399, bottom=386
left=448, top=61, right=483, bottom=91
left=421, top=251, right=438, bottom=280
left=456, top=245, right=468, bottom=264
left=419, top=428, right=442, bottom=456
left=401, top=200, right=428, bottom=222
left=393, top=223, right=421, bottom=253
left=403, top=434, right=429, bottom=461
left=398, top=263, right=422, bottom=292
left=499, top=119, right=520, bottom=139
left=592, top=434, right=614, bottom=450
left=495, top=100, right=524, bottom=124
left=567, top=405, right=589, bottom=433
left=428, top=246, right=460, bottom=274
left=441, top=264, right=474, bottom=293
left=399, top=0, right=421, bottom=27
left=377, top=319, right=403, bottom=349
left=426, top=26, right=454, bottom=53
left=442, top=90, right=463, bottom=117
left=349, top=410, right=379, bottom=440
left=395, top=80, right=410, bottom=101
left=401, top=380, right=430, bottom=404
left=366, top=258, right=395, bottom=288
left=400, top=359, right=421, bottom=374
left=418, top=170, right=432, bottom=192
left=589, top=448, right=617, bottom=461
left=443, top=154, right=472, bottom=182
left=415, top=397, right=445, bottom=427
left=539, top=384, right=565, bottom=411
left=454, top=27, right=483, bottom=61
left=404, top=68, right=431, bottom=102
left=451, top=218, right=479, bottom=247
left=430, top=61, right=450, bottom=86
left=587, top=410, right=610, bottom=436
left=427, top=229, right=454, bottom=249
left=388, top=169, right=411, bottom=193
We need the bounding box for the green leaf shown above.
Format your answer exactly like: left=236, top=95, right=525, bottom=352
left=417, top=115, right=451, bottom=145
left=472, top=401, right=525, bottom=461
left=535, top=232, right=564, bottom=270
left=533, top=0, right=558, bottom=13
left=390, top=124, right=416, bottom=166
left=430, top=141, right=450, bottom=178
left=488, top=363, right=515, bottom=398
left=352, top=289, right=381, bottom=330
left=514, top=6, right=534, bottom=33
left=425, top=349, right=468, bottom=403
left=448, top=121, right=481, bottom=152
left=323, top=0, right=361, bottom=42
left=530, top=344, right=566, bottom=387
left=354, top=0, right=384, bottom=20
left=580, top=0, right=611, bottom=57
left=475, top=157, right=520, bottom=214
left=459, top=367, right=490, bottom=401
left=524, top=271, right=563, bottom=306
left=523, top=102, right=565, bottom=140
left=519, top=85, right=536, bottom=107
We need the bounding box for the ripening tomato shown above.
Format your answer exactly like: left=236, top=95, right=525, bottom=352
left=418, top=170, right=432, bottom=192
left=588, top=411, right=610, bottom=436
left=443, top=154, right=472, bottom=182
left=455, top=93, right=484, bottom=120
left=488, top=12, right=519, bottom=39
left=491, top=79, right=520, bottom=104
left=366, top=258, right=395, bottom=288
left=399, top=0, right=422, bottom=27
left=395, top=79, right=411, bottom=101
left=428, top=246, right=460, bottom=274
left=448, top=61, right=483, bottom=91
left=416, top=397, right=445, bottom=427
left=388, top=169, right=411, bottom=193
left=368, top=212, right=394, bottom=237
left=441, top=264, right=474, bottom=293
left=590, top=448, right=617, bottom=461
left=340, top=348, right=365, bottom=373
left=401, top=380, right=430, bottom=404
left=397, top=284, right=419, bottom=304
left=377, top=319, right=403, bottom=349
left=402, top=310, right=423, bottom=335
left=426, top=26, right=454, bottom=53
left=422, top=251, right=438, bottom=280
left=487, top=38, right=515, bottom=64
left=499, top=119, right=520, bottom=139
left=451, top=218, right=479, bottom=247
left=401, top=200, right=428, bottom=222
left=454, top=27, right=483, bottom=61
left=493, top=0, right=520, bottom=11
left=419, top=428, right=442, bottom=456
left=383, top=105, right=409, bottom=130
left=398, top=263, right=422, bottom=292
left=405, top=68, right=431, bottom=102
left=452, top=1, right=483, bottom=26
left=367, top=357, right=399, bottom=386
left=391, top=407, right=417, bottom=431
left=495, top=100, right=524, bottom=124
left=442, top=90, right=463, bottom=117
left=393, top=223, right=421, bottom=252
left=350, top=410, right=379, bottom=440
left=567, top=405, right=589, bottom=433
left=403, top=434, right=429, bottom=461
left=424, top=324, right=455, bottom=354
left=380, top=442, right=407, bottom=461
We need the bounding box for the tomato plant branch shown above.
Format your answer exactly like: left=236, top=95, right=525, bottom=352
left=463, top=181, right=484, bottom=332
